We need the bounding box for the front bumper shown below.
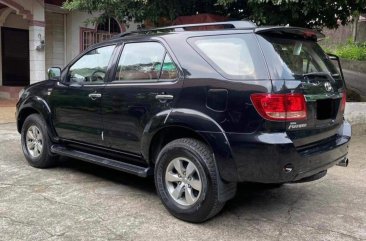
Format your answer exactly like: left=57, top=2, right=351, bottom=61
left=227, top=121, right=351, bottom=183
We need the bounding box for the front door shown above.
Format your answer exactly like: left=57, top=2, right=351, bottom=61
left=49, top=45, right=116, bottom=146
left=102, top=42, right=182, bottom=154
left=1, top=27, right=29, bottom=86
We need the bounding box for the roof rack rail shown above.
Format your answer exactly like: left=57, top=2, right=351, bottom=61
left=147, top=21, right=256, bottom=33
left=115, top=21, right=256, bottom=38
left=114, top=31, right=141, bottom=38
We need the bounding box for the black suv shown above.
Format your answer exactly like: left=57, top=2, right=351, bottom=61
left=17, top=21, right=351, bottom=222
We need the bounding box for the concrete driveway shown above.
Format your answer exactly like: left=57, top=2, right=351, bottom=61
left=0, top=122, right=365, bottom=241
left=344, top=69, right=366, bottom=101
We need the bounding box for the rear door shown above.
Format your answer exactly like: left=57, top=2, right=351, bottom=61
left=257, top=33, right=346, bottom=147
left=102, top=41, right=182, bottom=154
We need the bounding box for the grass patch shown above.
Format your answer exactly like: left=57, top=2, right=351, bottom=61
left=324, top=40, right=366, bottom=61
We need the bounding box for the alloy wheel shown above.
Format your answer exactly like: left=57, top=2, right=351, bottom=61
left=26, top=125, right=43, bottom=158
left=165, top=157, right=202, bottom=206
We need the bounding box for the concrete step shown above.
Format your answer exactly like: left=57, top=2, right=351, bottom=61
left=0, top=98, right=17, bottom=107
left=0, top=86, right=23, bottom=100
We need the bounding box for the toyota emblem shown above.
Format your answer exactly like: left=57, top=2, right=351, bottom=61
left=324, top=82, right=333, bottom=92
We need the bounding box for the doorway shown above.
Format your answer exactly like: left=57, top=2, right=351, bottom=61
left=1, top=27, right=29, bottom=86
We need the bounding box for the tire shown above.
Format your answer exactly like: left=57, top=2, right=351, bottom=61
left=154, top=138, right=225, bottom=223
left=21, top=114, right=57, bottom=168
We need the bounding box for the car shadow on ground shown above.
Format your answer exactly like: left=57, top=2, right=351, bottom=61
left=56, top=156, right=296, bottom=216
left=57, top=156, right=157, bottom=194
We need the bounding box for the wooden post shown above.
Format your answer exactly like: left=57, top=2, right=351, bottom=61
left=352, top=15, right=359, bottom=43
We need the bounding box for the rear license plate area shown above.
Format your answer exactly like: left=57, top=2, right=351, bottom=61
left=316, top=99, right=338, bottom=120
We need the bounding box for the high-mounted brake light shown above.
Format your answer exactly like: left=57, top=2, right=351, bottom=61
left=250, top=93, right=307, bottom=121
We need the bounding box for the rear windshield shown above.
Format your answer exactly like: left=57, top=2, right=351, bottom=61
left=257, top=34, right=340, bottom=80
left=188, top=34, right=268, bottom=80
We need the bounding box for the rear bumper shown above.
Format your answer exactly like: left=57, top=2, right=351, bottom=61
left=226, top=121, right=351, bottom=183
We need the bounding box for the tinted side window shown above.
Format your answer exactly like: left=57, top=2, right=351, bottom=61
left=68, top=45, right=115, bottom=84
left=115, top=42, right=166, bottom=81
left=188, top=34, right=268, bottom=80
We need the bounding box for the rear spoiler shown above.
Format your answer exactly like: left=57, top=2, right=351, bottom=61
left=255, top=26, right=325, bottom=41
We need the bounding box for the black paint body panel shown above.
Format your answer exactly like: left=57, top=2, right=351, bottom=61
left=16, top=28, right=351, bottom=183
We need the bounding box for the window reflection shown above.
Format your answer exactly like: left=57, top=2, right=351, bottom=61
left=69, top=45, right=115, bottom=83
left=159, top=54, right=178, bottom=80
left=260, top=36, right=339, bottom=79
left=115, top=42, right=166, bottom=81
left=195, top=37, right=255, bottom=76
left=189, top=34, right=268, bottom=80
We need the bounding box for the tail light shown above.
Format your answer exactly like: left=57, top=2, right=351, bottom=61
left=250, top=93, right=307, bottom=121
left=340, top=91, right=346, bottom=113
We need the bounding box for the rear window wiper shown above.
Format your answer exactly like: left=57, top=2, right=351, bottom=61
left=331, top=73, right=340, bottom=78
left=326, top=53, right=345, bottom=84
left=295, top=72, right=336, bottom=83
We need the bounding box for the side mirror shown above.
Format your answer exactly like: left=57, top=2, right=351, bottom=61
left=48, top=67, right=61, bottom=80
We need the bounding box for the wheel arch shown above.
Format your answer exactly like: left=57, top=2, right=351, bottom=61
left=141, top=108, right=238, bottom=183
left=17, top=107, right=39, bottom=133
left=17, top=96, right=57, bottom=140
left=148, top=125, right=211, bottom=165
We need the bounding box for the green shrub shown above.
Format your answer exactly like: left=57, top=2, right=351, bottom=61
left=332, top=41, right=366, bottom=61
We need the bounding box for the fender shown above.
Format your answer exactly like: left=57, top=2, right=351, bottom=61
left=17, top=96, right=58, bottom=142
left=140, top=109, right=172, bottom=158
left=141, top=108, right=238, bottom=182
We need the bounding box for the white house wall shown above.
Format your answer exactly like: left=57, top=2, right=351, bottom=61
left=66, top=11, right=100, bottom=62
left=29, top=25, right=46, bottom=82
left=45, top=11, right=65, bottom=70
left=3, top=12, right=28, bottom=29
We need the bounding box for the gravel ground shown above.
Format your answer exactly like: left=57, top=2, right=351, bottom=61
left=0, top=122, right=365, bottom=241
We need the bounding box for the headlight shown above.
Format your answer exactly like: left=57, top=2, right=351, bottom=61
left=18, top=88, right=25, bottom=99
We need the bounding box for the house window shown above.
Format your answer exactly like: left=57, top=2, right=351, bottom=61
left=81, top=18, right=122, bottom=51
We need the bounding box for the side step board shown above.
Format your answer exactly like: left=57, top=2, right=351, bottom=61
left=51, top=145, right=152, bottom=177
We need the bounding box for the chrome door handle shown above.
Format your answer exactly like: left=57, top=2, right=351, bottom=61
left=88, top=93, right=102, bottom=100
left=155, top=94, right=174, bottom=100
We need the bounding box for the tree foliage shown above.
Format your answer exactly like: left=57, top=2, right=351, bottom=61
left=63, top=0, right=366, bottom=29
left=246, top=0, right=366, bottom=29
